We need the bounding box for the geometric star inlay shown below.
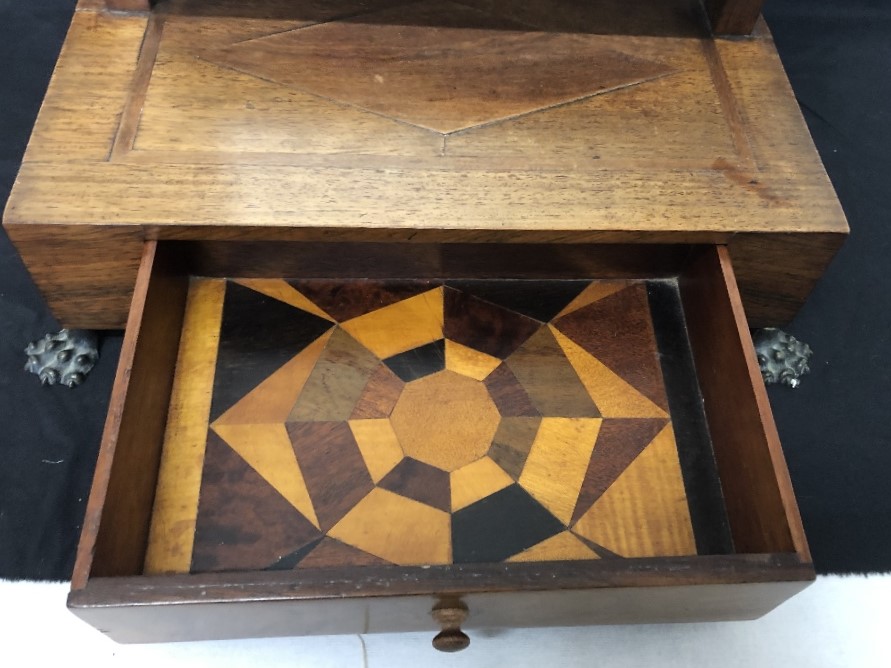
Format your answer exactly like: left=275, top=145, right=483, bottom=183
left=173, top=276, right=699, bottom=574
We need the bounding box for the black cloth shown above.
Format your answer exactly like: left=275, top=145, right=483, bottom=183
left=762, top=0, right=891, bottom=574
left=0, top=0, right=888, bottom=579
left=0, top=0, right=123, bottom=581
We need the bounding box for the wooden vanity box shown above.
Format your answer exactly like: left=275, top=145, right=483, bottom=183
left=3, top=0, right=847, bottom=651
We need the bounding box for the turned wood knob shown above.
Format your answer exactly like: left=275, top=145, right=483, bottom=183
left=431, top=601, right=470, bottom=653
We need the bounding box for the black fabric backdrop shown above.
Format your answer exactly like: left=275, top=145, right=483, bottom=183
left=1, top=0, right=888, bottom=579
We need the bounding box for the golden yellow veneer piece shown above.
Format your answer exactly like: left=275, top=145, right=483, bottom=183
left=573, top=424, right=696, bottom=557
left=329, top=488, right=451, bottom=566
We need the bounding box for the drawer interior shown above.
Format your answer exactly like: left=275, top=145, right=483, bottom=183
left=146, top=273, right=735, bottom=575
left=70, top=241, right=811, bottom=610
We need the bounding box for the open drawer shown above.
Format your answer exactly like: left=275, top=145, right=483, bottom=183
left=68, top=241, right=813, bottom=650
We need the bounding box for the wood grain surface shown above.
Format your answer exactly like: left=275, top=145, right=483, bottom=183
left=89, top=245, right=189, bottom=577
left=68, top=559, right=812, bottom=643
left=22, top=11, right=148, bottom=162
left=553, top=283, right=669, bottom=412
left=144, top=278, right=225, bottom=575
left=214, top=329, right=334, bottom=425
left=103, top=0, right=152, bottom=10
left=140, top=277, right=722, bottom=573
left=450, top=457, right=514, bottom=512
left=518, top=418, right=603, bottom=525
left=488, top=417, right=540, bottom=480
left=349, top=365, right=405, bottom=420
left=348, top=419, right=404, bottom=483
left=71, top=242, right=189, bottom=586
left=573, top=424, right=697, bottom=557
left=56, top=0, right=819, bottom=627
left=4, top=2, right=846, bottom=327
left=506, top=328, right=600, bottom=418
left=69, top=253, right=816, bottom=640
left=680, top=247, right=810, bottom=558
left=211, top=423, right=320, bottom=529
left=705, top=0, right=764, bottom=36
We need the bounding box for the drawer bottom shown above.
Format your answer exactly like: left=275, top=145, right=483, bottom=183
left=145, top=276, right=733, bottom=576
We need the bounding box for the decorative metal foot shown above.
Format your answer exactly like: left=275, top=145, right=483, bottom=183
left=24, top=329, right=99, bottom=388
left=752, top=328, right=812, bottom=388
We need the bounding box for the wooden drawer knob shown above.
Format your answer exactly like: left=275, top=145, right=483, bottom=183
left=432, top=601, right=470, bottom=653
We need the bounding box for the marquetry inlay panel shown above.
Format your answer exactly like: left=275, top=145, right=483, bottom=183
left=145, top=276, right=737, bottom=575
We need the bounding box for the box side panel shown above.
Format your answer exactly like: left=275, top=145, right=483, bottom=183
left=681, top=247, right=810, bottom=558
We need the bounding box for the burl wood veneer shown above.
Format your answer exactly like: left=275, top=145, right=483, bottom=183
left=3, top=0, right=847, bottom=328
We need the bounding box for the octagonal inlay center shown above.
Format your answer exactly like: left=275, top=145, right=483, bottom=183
left=390, top=370, right=500, bottom=472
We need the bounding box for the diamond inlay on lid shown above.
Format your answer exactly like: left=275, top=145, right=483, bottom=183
left=203, top=0, right=674, bottom=133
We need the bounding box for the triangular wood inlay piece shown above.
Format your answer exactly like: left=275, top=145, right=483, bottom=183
left=450, top=456, right=515, bottom=512
left=234, top=279, right=333, bottom=321
left=207, top=2, right=674, bottom=133
left=267, top=537, right=324, bottom=570
left=573, top=424, right=696, bottom=557
left=507, top=531, right=600, bottom=562
left=329, top=488, right=451, bottom=566
left=211, top=422, right=319, bottom=528
left=555, top=281, right=631, bottom=319
left=444, top=287, right=541, bottom=360
left=287, top=279, right=437, bottom=323
left=210, top=281, right=334, bottom=422
left=287, top=421, right=375, bottom=532
left=297, top=537, right=391, bottom=569
left=445, top=280, right=591, bottom=323
left=191, top=431, right=322, bottom=573
left=570, top=417, right=669, bottom=524
left=506, top=327, right=600, bottom=418
left=379, top=457, right=451, bottom=513
left=445, top=339, right=502, bottom=381
left=551, top=326, right=668, bottom=418
left=341, top=288, right=444, bottom=359
left=214, top=329, right=334, bottom=425
left=289, top=328, right=380, bottom=422
left=383, top=339, right=445, bottom=382
left=518, top=417, right=602, bottom=525
left=553, top=283, right=669, bottom=411
left=570, top=533, right=624, bottom=559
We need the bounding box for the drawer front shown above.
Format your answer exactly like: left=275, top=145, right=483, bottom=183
left=69, top=241, right=813, bottom=647
left=72, top=566, right=809, bottom=644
